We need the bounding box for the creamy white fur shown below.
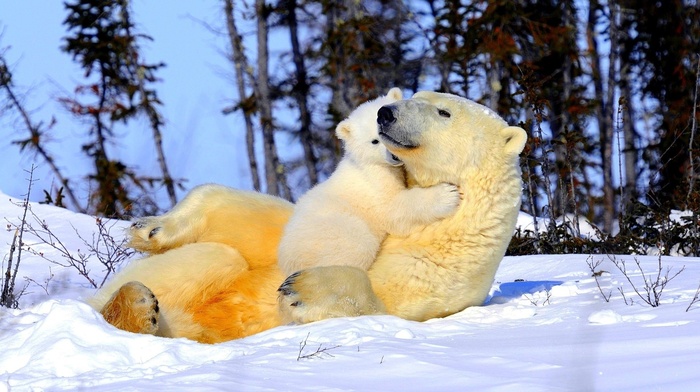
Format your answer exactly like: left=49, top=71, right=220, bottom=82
left=277, top=88, right=461, bottom=276
left=89, top=91, right=525, bottom=342
left=279, top=91, right=527, bottom=324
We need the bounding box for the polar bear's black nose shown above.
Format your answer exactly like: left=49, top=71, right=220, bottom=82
left=377, top=106, right=396, bottom=128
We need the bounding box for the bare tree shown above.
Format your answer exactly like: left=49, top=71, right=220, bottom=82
left=255, top=0, right=291, bottom=198
left=121, top=8, right=178, bottom=208
left=0, top=53, right=83, bottom=212
left=62, top=0, right=174, bottom=217
left=587, top=0, right=615, bottom=232
left=283, top=0, right=319, bottom=186
left=221, top=0, right=290, bottom=198
left=222, top=0, right=261, bottom=192
left=1, top=167, right=36, bottom=308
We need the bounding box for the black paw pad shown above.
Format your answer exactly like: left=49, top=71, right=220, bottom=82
left=131, top=221, right=145, bottom=229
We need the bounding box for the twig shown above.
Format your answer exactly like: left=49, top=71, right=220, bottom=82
left=1, top=166, right=35, bottom=308
left=607, top=254, right=684, bottom=307
left=6, top=200, right=133, bottom=289
left=297, top=332, right=341, bottom=361
left=618, top=287, right=632, bottom=306
left=24, top=267, right=55, bottom=296
left=525, top=289, right=552, bottom=306
left=0, top=54, right=82, bottom=212
left=686, top=281, right=700, bottom=312
left=586, top=255, right=611, bottom=302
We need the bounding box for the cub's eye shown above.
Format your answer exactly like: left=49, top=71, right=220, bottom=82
left=371, top=139, right=380, bottom=145
left=438, top=109, right=451, bottom=118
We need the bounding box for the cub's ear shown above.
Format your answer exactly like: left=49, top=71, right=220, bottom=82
left=335, top=120, right=352, bottom=141
left=386, top=87, right=403, bottom=101
left=500, top=126, right=527, bottom=156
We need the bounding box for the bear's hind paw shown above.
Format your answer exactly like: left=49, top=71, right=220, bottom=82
left=100, top=281, right=160, bottom=335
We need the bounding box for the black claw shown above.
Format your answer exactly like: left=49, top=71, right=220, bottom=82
left=290, top=301, right=301, bottom=307
left=154, top=304, right=159, bottom=313
left=131, top=221, right=145, bottom=229
left=148, top=227, right=160, bottom=238
left=151, top=316, right=157, bottom=325
left=278, top=285, right=296, bottom=296
left=277, top=271, right=302, bottom=295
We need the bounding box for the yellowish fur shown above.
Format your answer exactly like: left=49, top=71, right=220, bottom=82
left=100, top=281, right=158, bottom=335
left=91, top=91, right=526, bottom=343
left=90, top=241, right=285, bottom=342
left=128, top=184, right=293, bottom=270
left=279, top=91, right=527, bottom=323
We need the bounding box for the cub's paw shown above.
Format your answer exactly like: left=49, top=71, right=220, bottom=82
left=277, top=266, right=386, bottom=325
left=431, top=182, right=462, bottom=218
left=128, top=217, right=165, bottom=253
left=100, top=281, right=159, bottom=335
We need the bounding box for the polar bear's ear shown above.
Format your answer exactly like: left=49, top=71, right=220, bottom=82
left=335, top=120, right=352, bottom=141
left=500, top=126, right=527, bottom=156
left=386, top=87, right=403, bottom=101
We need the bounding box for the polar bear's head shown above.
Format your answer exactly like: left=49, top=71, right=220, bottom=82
left=336, top=88, right=404, bottom=166
left=377, top=91, right=527, bottom=186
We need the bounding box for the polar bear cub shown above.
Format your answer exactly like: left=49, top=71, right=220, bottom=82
left=278, top=88, right=461, bottom=276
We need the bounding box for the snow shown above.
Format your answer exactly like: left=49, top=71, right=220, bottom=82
left=1, top=192, right=700, bottom=391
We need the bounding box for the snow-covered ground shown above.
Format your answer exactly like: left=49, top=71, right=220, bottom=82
left=1, top=192, right=699, bottom=391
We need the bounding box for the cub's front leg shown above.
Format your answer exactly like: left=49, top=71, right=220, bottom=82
left=385, top=183, right=462, bottom=236
left=277, top=266, right=386, bottom=324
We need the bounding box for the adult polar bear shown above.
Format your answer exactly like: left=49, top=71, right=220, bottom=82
left=90, top=91, right=527, bottom=344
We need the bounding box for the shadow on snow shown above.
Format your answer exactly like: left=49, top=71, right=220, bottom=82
left=485, top=280, right=563, bottom=305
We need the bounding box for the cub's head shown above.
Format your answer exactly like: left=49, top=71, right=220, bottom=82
left=377, top=91, right=527, bottom=185
left=336, top=87, right=404, bottom=166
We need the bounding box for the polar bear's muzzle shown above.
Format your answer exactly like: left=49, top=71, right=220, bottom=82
left=377, top=105, right=420, bottom=149
left=377, top=105, right=397, bottom=128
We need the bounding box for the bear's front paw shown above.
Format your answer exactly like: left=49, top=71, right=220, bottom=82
left=432, top=182, right=462, bottom=218
left=100, top=281, right=160, bottom=335
left=277, top=266, right=386, bottom=325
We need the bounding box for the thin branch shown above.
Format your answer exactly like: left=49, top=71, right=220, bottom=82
left=121, top=4, right=178, bottom=208
left=607, top=254, right=684, bottom=307
left=687, top=281, right=700, bottom=312
left=297, top=332, right=341, bottom=361
left=586, top=255, right=611, bottom=302
left=1, top=166, right=36, bottom=308
left=0, top=55, right=83, bottom=212
left=687, top=53, right=700, bottom=203
left=7, top=199, right=133, bottom=289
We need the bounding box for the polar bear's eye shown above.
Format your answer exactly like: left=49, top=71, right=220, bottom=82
left=371, top=139, right=380, bottom=145
left=438, top=109, right=451, bottom=118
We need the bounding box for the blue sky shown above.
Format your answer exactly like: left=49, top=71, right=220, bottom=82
left=1, top=1, right=273, bottom=207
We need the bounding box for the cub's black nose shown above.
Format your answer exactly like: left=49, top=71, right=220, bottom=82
left=377, top=105, right=396, bottom=128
